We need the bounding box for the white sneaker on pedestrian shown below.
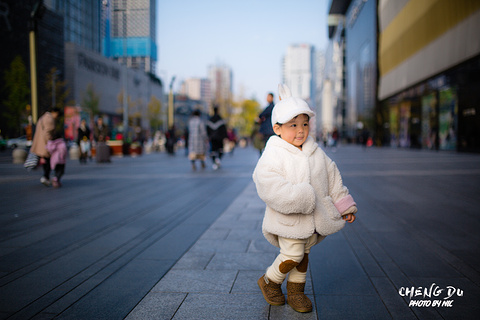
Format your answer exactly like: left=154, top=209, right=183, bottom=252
left=40, top=177, right=51, bottom=187
left=212, top=163, right=218, bottom=170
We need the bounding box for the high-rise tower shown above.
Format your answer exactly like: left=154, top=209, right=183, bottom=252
left=103, top=0, right=157, bottom=73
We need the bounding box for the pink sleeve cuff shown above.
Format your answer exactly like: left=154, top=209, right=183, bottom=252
left=334, top=195, right=356, bottom=214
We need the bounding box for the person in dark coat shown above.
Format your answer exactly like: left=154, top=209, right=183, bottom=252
left=258, top=92, right=275, bottom=144
left=206, top=106, right=228, bottom=170
left=93, top=117, right=109, bottom=142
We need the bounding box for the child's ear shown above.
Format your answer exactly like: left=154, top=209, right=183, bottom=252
left=273, top=124, right=282, bottom=136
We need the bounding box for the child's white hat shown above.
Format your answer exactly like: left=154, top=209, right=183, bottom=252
left=271, top=84, right=315, bottom=127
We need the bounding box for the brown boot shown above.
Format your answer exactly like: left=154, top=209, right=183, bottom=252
left=287, top=281, right=312, bottom=313
left=257, top=274, right=285, bottom=306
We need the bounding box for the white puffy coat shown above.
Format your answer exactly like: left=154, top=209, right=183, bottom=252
left=253, top=135, right=356, bottom=248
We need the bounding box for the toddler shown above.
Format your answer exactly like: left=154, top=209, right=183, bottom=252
left=253, top=84, right=357, bottom=313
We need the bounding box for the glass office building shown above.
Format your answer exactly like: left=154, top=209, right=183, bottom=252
left=103, top=0, right=157, bottom=73
left=44, top=0, right=102, bottom=53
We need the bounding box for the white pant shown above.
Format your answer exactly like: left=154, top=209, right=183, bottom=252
left=266, top=234, right=322, bottom=284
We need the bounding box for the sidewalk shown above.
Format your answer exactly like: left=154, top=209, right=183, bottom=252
left=1, top=144, right=479, bottom=319
left=125, top=145, right=480, bottom=320
left=126, top=181, right=316, bottom=320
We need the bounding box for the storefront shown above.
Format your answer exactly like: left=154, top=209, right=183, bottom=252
left=64, top=42, right=164, bottom=143
left=382, top=56, right=480, bottom=152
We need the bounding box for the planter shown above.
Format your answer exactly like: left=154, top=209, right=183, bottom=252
left=12, top=148, right=27, bottom=164
left=130, top=144, right=142, bottom=156
left=107, top=140, right=124, bottom=156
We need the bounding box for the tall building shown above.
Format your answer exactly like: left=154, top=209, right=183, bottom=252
left=0, top=0, right=64, bottom=133
left=378, top=0, right=480, bottom=152
left=321, top=1, right=349, bottom=139
left=103, top=0, right=157, bottom=73
left=45, top=0, right=102, bottom=53
left=282, top=44, right=315, bottom=107
left=345, top=0, right=377, bottom=142
left=179, top=78, right=212, bottom=109
left=208, top=64, right=233, bottom=112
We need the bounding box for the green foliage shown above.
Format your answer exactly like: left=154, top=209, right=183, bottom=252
left=82, top=83, right=100, bottom=117
left=2, top=56, right=30, bottom=137
left=44, top=67, right=70, bottom=111
left=147, top=95, right=163, bottom=129
left=230, top=98, right=260, bottom=137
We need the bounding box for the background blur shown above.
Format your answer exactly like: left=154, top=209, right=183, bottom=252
left=0, top=0, right=479, bottom=153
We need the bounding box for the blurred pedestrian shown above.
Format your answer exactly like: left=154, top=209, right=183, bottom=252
left=251, top=119, right=265, bottom=156
left=46, top=131, right=67, bottom=188
left=258, top=92, right=275, bottom=144
left=77, top=119, right=91, bottom=163
left=206, top=106, right=227, bottom=170
left=165, top=125, right=176, bottom=155
left=226, top=127, right=237, bottom=156
left=331, top=127, right=339, bottom=148
left=94, top=117, right=110, bottom=163
left=94, top=117, right=109, bottom=143
left=30, top=107, right=61, bottom=186
left=253, top=85, right=357, bottom=313
left=184, top=127, right=189, bottom=156
left=188, top=109, right=208, bottom=170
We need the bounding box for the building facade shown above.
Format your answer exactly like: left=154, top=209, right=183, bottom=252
left=0, top=0, right=64, bottom=136
left=44, top=0, right=102, bottom=53
left=378, top=0, right=480, bottom=152
left=322, top=1, right=348, bottom=139
left=64, top=42, right=163, bottom=141
left=282, top=44, right=316, bottom=107
left=104, top=0, right=157, bottom=74
left=345, top=0, right=377, bottom=142
left=179, top=78, right=212, bottom=109
left=208, top=64, right=233, bottom=113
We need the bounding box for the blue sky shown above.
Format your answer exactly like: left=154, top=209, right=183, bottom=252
left=156, top=0, right=329, bottom=103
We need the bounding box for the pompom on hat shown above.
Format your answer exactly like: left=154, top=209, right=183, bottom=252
left=271, top=84, right=315, bottom=127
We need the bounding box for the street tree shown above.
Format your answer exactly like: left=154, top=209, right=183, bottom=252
left=2, top=55, right=30, bottom=137
left=147, top=95, right=163, bottom=130
left=82, top=83, right=100, bottom=117
left=44, top=67, right=70, bottom=111
left=230, top=98, right=260, bottom=137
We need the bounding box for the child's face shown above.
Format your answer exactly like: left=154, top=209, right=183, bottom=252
left=273, top=114, right=310, bottom=149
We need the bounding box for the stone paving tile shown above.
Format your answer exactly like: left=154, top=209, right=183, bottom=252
left=172, top=293, right=269, bottom=320
left=151, top=269, right=238, bottom=293
left=315, top=294, right=391, bottom=320
left=125, top=293, right=186, bottom=320
left=189, top=239, right=250, bottom=253
left=205, top=252, right=277, bottom=271
left=369, top=276, right=417, bottom=320
left=246, top=238, right=279, bottom=254
left=198, top=227, right=230, bottom=240
left=171, top=251, right=214, bottom=270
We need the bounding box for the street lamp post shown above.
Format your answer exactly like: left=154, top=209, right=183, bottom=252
left=29, top=0, right=45, bottom=124
left=168, top=76, right=176, bottom=129
left=113, top=3, right=128, bottom=141
left=121, top=7, right=128, bottom=141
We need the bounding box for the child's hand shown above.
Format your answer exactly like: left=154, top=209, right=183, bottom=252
left=342, top=213, right=356, bottom=223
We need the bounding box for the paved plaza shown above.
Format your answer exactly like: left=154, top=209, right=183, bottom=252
left=0, top=144, right=479, bottom=319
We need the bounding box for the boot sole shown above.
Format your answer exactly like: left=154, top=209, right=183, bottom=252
left=257, top=277, right=285, bottom=306
left=287, top=301, right=312, bottom=313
